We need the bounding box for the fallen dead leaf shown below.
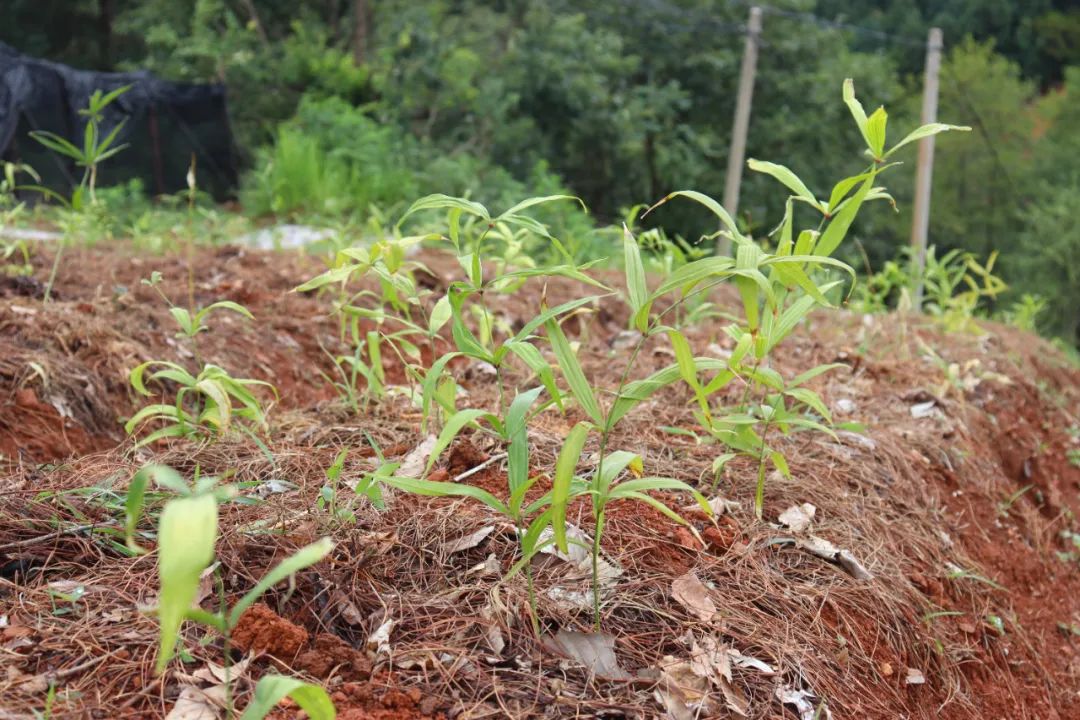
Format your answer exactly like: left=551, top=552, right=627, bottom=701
left=189, top=656, right=251, bottom=685
left=683, top=496, right=740, bottom=516
left=671, top=572, right=717, bottom=622
left=726, top=648, right=775, bottom=675
left=367, top=617, right=395, bottom=656
left=466, top=553, right=500, bottom=578
left=775, top=686, right=829, bottom=720
left=906, top=668, right=926, bottom=685
left=775, top=535, right=873, bottom=581
left=165, top=684, right=227, bottom=720
left=398, top=434, right=438, bottom=478
left=546, top=629, right=631, bottom=680
left=441, top=525, right=495, bottom=554
left=480, top=604, right=505, bottom=656
left=778, top=503, right=816, bottom=533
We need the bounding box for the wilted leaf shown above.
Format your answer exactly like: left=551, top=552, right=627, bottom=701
left=367, top=617, right=394, bottom=656
left=719, top=676, right=749, bottom=717
left=909, top=400, right=939, bottom=419
left=683, top=496, right=740, bottom=516
left=397, top=434, right=438, bottom=478
left=793, top=535, right=873, bottom=581
left=190, top=655, right=252, bottom=685
left=165, top=685, right=227, bottom=720
left=778, top=503, right=816, bottom=533
left=775, top=686, right=829, bottom=720
left=671, top=572, right=716, bottom=622
left=539, top=522, right=623, bottom=598
left=727, top=648, right=775, bottom=675
left=546, top=629, right=631, bottom=680
left=480, top=604, right=505, bottom=656
left=441, top=525, right=495, bottom=554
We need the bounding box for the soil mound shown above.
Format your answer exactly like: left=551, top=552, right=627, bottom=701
left=1, top=244, right=1078, bottom=719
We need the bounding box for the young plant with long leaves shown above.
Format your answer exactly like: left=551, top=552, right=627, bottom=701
left=125, top=465, right=335, bottom=719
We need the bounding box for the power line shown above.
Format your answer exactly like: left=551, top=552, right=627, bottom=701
left=724, top=0, right=925, bottom=48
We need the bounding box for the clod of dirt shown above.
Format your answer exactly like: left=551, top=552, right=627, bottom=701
left=332, top=682, right=443, bottom=720
left=296, top=633, right=372, bottom=681
left=231, top=603, right=309, bottom=659
left=447, top=439, right=488, bottom=478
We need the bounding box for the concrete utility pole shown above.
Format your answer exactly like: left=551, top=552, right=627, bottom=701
left=910, top=27, right=943, bottom=309
left=719, top=5, right=762, bottom=256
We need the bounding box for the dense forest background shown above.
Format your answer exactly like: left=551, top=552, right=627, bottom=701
left=3, top=0, right=1079, bottom=344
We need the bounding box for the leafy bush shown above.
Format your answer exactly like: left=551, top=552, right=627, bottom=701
left=240, top=96, right=599, bottom=254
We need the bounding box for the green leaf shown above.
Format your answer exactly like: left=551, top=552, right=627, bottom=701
left=155, top=493, right=218, bottom=672
left=239, top=675, right=336, bottom=720
left=504, top=342, right=563, bottom=411
left=545, top=318, right=603, bottom=425
left=622, top=225, right=648, bottom=332
left=428, top=295, right=452, bottom=335
left=229, top=538, right=334, bottom=629
left=293, top=265, right=359, bottom=293
left=378, top=474, right=509, bottom=515
left=842, top=79, right=873, bottom=155
left=195, top=379, right=232, bottom=430
left=865, top=106, right=888, bottom=158
left=126, top=465, right=181, bottom=553
left=595, top=450, right=643, bottom=495
left=651, top=256, right=736, bottom=298
left=506, top=387, right=544, bottom=503
left=551, top=422, right=590, bottom=553
left=607, top=476, right=711, bottom=516
left=667, top=329, right=710, bottom=420
left=426, top=408, right=488, bottom=476
left=784, top=387, right=832, bottom=422
left=398, top=194, right=490, bottom=227
left=169, top=308, right=195, bottom=335
left=501, top=295, right=602, bottom=354
left=885, top=123, right=971, bottom=158
left=201, top=301, right=255, bottom=322
left=29, top=131, right=84, bottom=162
left=747, top=160, right=821, bottom=210
left=648, top=190, right=745, bottom=247
left=124, top=403, right=183, bottom=435
left=447, top=286, right=494, bottom=362
left=788, top=363, right=846, bottom=388
left=814, top=172, right=876, bottom=258
left=96, top=117, right=128, bottom=156
left=420, top=352, right=461, bottom=434
left=97, top=83, right=133, bottom=110
left=608, top=358, right=728, bottom=428
left=496, top=194, right=584, bottom=219
left=129, top=361, right=173, bottom=396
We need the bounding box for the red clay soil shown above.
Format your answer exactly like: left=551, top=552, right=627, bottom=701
left=1, top=243, right=1079, bottom=719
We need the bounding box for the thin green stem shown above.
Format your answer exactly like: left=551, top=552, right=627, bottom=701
left=42, top=242, right=64, bottom=303
left=753, top=400, right=775, bottom=520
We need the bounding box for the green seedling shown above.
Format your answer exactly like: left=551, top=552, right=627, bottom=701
left=30, top=86, right=132, bottom=301
left=997, top=484, right=1034, bottom=518
left=317, top=449, right=356, bottom=524
left=142, top=271, right=254, bottom=340
left=125, top=465, right=336, bottom=719
left=640, top=79, right=968, bottom=519
left=30, top=85, right=132, bottom=208
left=126, top=361, right=275, bottom=447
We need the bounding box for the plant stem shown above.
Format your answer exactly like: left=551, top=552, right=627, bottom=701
left=753, top=400, right=775, bottom=520
left=43, top=242, right=64, bottom=303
